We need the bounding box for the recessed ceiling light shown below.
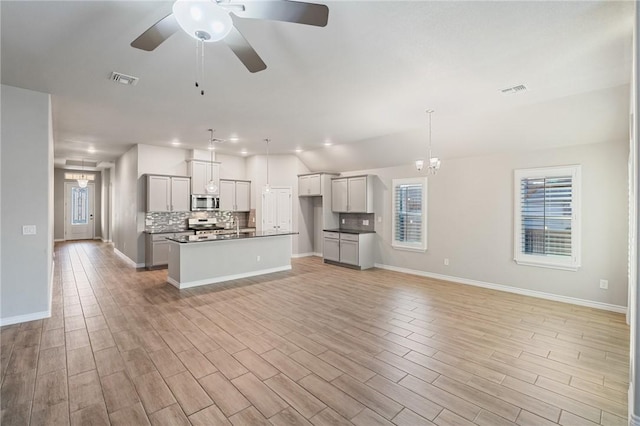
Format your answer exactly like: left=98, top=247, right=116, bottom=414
left=208, top=145, right=215, bottom=151
left=323, top=142, right=332, bottom=147
left=241, top=150, right=248, bottom=156
left=87, top=147, right=96, bottom=154
left=171, top=139, right=181, bottom=146
left=295, top=148, right=303, bottom=153
left=229, top=137, right=239, bottom=143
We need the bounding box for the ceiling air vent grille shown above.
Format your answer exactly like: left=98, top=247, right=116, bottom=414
left=501, top=84, right=527, bottom=95
left=110, top=71, right=139, bottom=86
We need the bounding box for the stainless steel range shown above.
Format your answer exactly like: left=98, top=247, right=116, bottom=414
left=188, top=218, right=228, bottom=235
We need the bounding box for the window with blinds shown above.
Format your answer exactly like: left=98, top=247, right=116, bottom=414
left=514, top=165, right=581, bottom=271
left=392, top=177, right=428, bottom=251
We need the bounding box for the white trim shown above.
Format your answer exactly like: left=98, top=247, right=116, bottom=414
left=54, top=238, right=65, bottom=242
left=374, top=263, right=627, bottom=313
left=0, top=310, right=51, bottom=327
left=292, top=252, right=316, bottom=258
left=101, top=238, right=113, bottom=243
left=514, top=165, right=581, bottom=271
left=167, top=265, right=292, bottom=289
left=113, top=248, right=144, bottom=268
left=630, top=384, right=638, bottom=426
left=392, top=177, right=428, bottom=252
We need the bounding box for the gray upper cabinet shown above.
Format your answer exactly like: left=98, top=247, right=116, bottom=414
left=188, top=160, right=220, bottom=195
left=331, top=175, right=373, bottom=213
left=220, top=179, right=251, bottom=211
left=146, top=175, right=191, bottom=212
left=299, top=174, right=322, bottom=196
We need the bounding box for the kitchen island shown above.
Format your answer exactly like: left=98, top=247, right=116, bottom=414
left=166, top=231, right=297, bottom=289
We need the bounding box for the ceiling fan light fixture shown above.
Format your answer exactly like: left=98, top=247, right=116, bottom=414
left=173, top=0, right=233, bottom=42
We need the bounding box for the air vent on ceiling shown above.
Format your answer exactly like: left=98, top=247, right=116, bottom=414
left=110, top=71, right=139, bottom=86
left=500, top=84, right=527, bottom=95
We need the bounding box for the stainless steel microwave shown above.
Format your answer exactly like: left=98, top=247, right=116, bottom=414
left=191, top=195, right=220, bottom=211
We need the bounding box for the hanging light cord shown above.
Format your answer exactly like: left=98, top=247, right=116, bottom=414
left=195, top=39, right=205, bottom=96
left=427, top=109, right=433, bottom=160
left=265, top=138, right=271, bottom=187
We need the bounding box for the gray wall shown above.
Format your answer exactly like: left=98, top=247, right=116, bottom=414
left=340, top=140, right=629, bottom=308
left=53, top=167, right=102, bottom=241
left=1, top=84, right=54, bottom=324
left=101, top=168, right=112, bottom=242
left=114, top=145, right=139, bottom=264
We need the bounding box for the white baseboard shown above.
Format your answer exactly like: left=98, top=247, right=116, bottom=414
left=292, top=252, right=316, bottom=258
left=374, top=263, right=627, bottom=314
left=0, top=310, right=51, bottom=327
left=113, top=248, right=145, bottom=268
left=630, top=384, right=638, bottom=426
left=54, top=238, right=65, bottom=242
left=168, top=265, right=292, bottom=290
left=101, top=238, right=113, bottom=243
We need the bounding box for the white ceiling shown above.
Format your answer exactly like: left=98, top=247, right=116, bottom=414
left=0, top=1, right=633, bottom=172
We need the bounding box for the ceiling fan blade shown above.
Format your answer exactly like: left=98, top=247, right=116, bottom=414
left=131, top=13, right=180, bottom=51
left=237, top=1, right=329, bottom=27
left=224, top=26, right=267, bottom=73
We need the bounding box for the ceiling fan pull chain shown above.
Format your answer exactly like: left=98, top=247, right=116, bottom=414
left=200, top=39, right=205, bottom=96
left=194, top=39, right=199, bottom=90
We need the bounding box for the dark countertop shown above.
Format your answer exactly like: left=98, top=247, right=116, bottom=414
left=323, top=228, right=376, bottom=234
left=145, top=229, right=191, bottom=234
left=167, top=230, right=298, bottom=243
left=145, top=227, right=256, bottom=235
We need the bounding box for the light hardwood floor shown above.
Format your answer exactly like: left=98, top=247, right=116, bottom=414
left=0, top=241, right=630, bottom=425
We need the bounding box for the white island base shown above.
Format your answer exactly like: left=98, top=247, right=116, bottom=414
left=167, top=234, right=293, bottom=289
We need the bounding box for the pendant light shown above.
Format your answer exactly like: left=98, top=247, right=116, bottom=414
left=77, top=158, right=89, bottom=188
left=205, top=129, right=218, bottom=194
left=415, top=109, right=441, bottom=174
left=264, top=138, right=271, bottom=193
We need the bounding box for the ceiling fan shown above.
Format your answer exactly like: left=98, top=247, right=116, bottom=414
left=131, top=0, right=329, bottom=73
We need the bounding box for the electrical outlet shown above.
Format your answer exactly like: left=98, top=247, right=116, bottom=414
left=257, top=255, right=261, bottom=262
left=599, top=279, right=608, bottom=290
left=444, top=258, right=449, bottom=266
left=22, top=225, right=36, bottom=235
left=363, top=220, right=369, bottom=226
left=252, top=217, right=256, bottom=223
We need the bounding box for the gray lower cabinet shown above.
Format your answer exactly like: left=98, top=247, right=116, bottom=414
left=323, top=231, right=374, bottom=269
left=323, top=232, right=340, bottom=262
left=339, top=234, right=359, bottom=266
left=145, top=231, right=194, bottom=268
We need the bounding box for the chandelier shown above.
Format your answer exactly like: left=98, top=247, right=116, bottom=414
left=415, top=109, right=441, bottom=175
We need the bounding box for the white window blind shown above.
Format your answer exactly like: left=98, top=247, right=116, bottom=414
left=514, top=165, right=581, bottom=271
left=392, top=177, right=427, bottom=251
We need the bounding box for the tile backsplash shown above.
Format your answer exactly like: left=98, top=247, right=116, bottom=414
left=339, top=213, right=375, bottom=232
left=145, top=210, right=251, bottom=233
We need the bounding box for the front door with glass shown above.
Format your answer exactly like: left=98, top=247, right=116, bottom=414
left=64, top=182, right=95, bottom=240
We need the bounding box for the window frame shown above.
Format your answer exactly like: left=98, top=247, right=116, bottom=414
left=392, top=177, right=428, bottom=252
left=513, top=165, right=581, bottom=271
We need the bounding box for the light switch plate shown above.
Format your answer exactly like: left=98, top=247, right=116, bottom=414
left=22, top=225, right=36, bottom=235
